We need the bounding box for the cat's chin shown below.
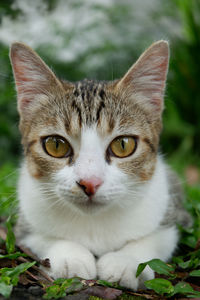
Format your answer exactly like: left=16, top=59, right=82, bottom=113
left=70, top=198, right=109, bottom=214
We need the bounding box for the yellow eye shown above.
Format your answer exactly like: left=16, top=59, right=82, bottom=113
left=43, top=136, right=72, bottom=158
left=110, top=136, right=137, bottom=158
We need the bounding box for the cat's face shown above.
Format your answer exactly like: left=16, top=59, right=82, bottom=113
left=10, top=41, right=169, bottom=214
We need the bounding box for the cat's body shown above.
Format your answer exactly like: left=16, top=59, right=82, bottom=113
left=11, top=41, right=191, bottom=289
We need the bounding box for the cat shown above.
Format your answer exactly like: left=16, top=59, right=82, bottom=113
left=10, top=40, right=191, bottom=290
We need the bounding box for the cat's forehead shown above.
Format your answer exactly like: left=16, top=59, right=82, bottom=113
left=61, top=79, right=154, bottom=137
left=71, top=79, right=108, bottom=124
left=60, top=79, right=117, bottom=135
left=73, top=79, right=106, bottom=100
left=21, top=79, right=158, bottom=143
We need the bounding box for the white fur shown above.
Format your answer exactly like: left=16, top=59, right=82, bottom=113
left=18, top=127, right=178, bottom=289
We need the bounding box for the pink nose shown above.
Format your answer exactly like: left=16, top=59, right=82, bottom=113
left=77, top=177, right=103, bottom=197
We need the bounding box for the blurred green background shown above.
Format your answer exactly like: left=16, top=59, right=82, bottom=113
left=0, top=0, right=199, bottom=217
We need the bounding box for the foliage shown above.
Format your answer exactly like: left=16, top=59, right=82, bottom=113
left=5, top=217, right=15, bottom=254
left=136, top=259, right=175, bottom=279
left=0, top=218, right=34, bottom=298
left=0, top=43, right=20, bottom=164
left=0, top=163, right=18, bottom=217
left=43, top=278, right=84, bottom=299
left=0, top=262, right=36, bottom=298
left=135, top=188, right=200, bottom=298
left=136, top=253, right=200, bottom=297
left=161, top=0, right=200, bottom=160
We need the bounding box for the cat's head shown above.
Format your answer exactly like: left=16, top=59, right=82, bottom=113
left=10, top=41, right=169, bottom=214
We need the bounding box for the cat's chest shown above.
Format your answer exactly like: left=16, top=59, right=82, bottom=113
left=30, top=202, right=162, bottom=256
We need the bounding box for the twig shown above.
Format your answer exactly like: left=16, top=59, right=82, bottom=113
left=126, top=290, right=160, bottom=299
left=18, top=244, right=50, bottom=268
left=25, top=269, right=40, bottom=282
left=17, top=256, right=54, bottom=283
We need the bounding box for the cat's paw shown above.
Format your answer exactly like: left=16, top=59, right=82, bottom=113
left=97, top=252, right=154, bottom=290
left=43, top=241, right=96, bottom=279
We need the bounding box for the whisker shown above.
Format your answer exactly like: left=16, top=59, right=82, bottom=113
left=45, top=197, right=69, bottom=213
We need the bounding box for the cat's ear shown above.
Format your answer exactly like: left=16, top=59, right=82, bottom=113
left=10, top=42, right=64, bottom=114
left=116, top=40, right=169, bottom=115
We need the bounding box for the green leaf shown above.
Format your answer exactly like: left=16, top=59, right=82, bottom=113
left=66, top=281, right=83, bottom=294
left=43, top=277, right=84, bottom=299
left=136, top=262, right=147, bottom=278
left=0, top=281, right=13, bottom=299
left=54, top=277, right=82, bottom=289
left=177, top=224, right=194, bottom=234
left=97, top=280, right=115, bottom=287
left=190, top=258, right=200, bottom=269
left=172, top=255, right=184, bottom=264
left=178, top=259, right=192, bottom=269
left=61, top=277, right=83, bottom=294
left=0, top=276, right=11, bottom=285
left=148, top=259, right=175, bottom=276
left=5, top=217, right=15, bottom=254
left=0, top=252, right=27, bottom=260
left=190, top=249, right=200, bottom=261
left=189, top=269, right=200, bottom=277
left=44, top=284, right=66, bottom=299
left=43, top=284, right=66, bottom=299
left=136, top=259, right=175, bottom=278
left=172, top=281, right=200, bottom=297
left=0, top=262, right=36, bottom=286
left=180, top=235, right=197, bottom=248
left=173, top=250, right=200, bottom=271
left=97, top=279, right=121, bottom=290
left=145, top=278, right=174, bottom=295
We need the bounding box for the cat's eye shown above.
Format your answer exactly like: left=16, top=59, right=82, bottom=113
left=43, top=136, right=72, bottom=158
left=109, top=136, right=137, bottom=158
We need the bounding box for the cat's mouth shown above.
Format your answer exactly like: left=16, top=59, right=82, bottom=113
left=77, top=197, right=104, bottom=207
left=71, top=195, right=106, bottom=212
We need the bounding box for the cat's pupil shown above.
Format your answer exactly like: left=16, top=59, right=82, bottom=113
left=55, top=139, right=59, bottom=149
left=121, top=139, right=126, bottom=150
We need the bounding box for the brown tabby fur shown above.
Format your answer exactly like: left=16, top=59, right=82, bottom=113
left=18, top=79, right=160, bottom=181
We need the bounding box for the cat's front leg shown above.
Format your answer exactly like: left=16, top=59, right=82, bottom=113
left=97, top=226, right=178, bottom=290
left=98, top=252, right=152, bottom=290
left=44, top=240, right=97, bottom=279
left=21, top=235, right=97, bottom=279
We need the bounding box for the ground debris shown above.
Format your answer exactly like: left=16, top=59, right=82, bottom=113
left=1, top=225, right=200, bottom=299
